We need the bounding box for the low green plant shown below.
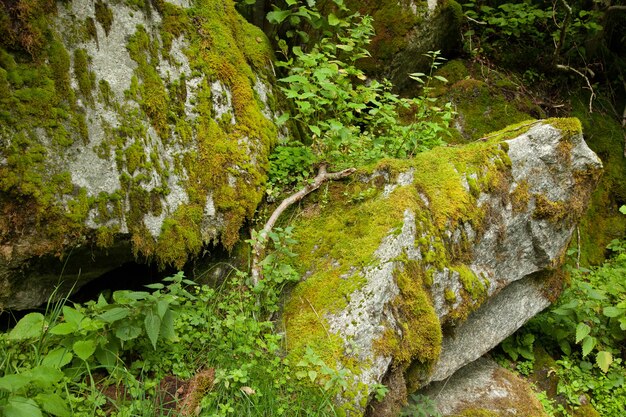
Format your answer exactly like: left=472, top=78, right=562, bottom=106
left=266, top=2, right=453, bottom=193
left=400, top=393, right=441, bottom=417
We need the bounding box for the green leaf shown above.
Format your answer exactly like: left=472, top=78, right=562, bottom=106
left=596, top=350, right=613, bottom=373
left=62, top=306, right=84, bottom=327
left=0, top=375, right=31, bottom=392
left=8, top=313, right=45, bottom=340
left=27, top=366, right=64, bottom=387
left=144, top=311, right=161, bottom=350
left=575, top=323, right=591, bottom=343
left=275, top=113, right=290, bottom=126
left=327, top=13, right=340, bottom=26
left=160, top=309, right=176, bottom=341
left=115, top=323, right=142, bottom=342
left=144, top=283, right=164, bottom=290
left=73, top=339, right=96, bottom=361
left=603, top=306, right=624, bottom=318
left=267, top=10, right=291, bottom=24
left=42, top=348, right=73, bottom=368
left=309, top=125, right=321, bottom=136
left=49, top=322, right=78, bottom=335
left=35, top=393, right=70, bottom=417
left=581, top=335, right=596, bottom=357
left=97, top=307, right=130, bottom=323
left=279, top=74, right=308, bottom=84
left=3, top=396, right=43, bottom=417
left=156, top=299, right=170, bottom=319
left=95, top=346, right=118, bottom=369
left=308, top=370, right=318, bottom=382
left=619, top=205, right=626, bottom=215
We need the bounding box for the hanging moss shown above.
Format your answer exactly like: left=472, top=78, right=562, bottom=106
left=94, top=0, right=113, bottom=36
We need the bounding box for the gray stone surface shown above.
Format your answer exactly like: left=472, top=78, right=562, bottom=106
left=421, top=356, right=548, bottom=416
left=429, top=275, right=550, bottom=383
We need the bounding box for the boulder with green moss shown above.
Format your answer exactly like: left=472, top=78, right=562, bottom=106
left=281, top=119, right=601, bottom=416
left=0, top=0, right=281, bottom=309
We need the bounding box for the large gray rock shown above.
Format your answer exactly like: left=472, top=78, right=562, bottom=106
left=0, top=0, right=281, bottom=309
left=282, top=119, right=601, bottom=416
left=420, top=356, right=549, bottom=416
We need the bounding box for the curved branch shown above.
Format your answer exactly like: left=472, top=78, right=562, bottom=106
left=250, top=164, right=356, bottom=285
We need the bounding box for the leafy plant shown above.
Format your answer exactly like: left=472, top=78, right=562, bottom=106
left=400, top=393, right=441, bottom=417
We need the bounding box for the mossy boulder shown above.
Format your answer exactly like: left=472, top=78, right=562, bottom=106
left=281, top=119, right=601, bottom=415
left=0, top=0, right=281, bottom=309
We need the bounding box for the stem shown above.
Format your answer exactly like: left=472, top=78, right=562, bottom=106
left=250, top=164, right=356, bottom=285
left=554, top=0, right=572, bottom=59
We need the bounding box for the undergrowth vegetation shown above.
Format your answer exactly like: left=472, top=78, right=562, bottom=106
left=497, top=226, right=626, bottom=417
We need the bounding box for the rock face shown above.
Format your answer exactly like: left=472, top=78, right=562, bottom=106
left=0, top=0, right=280, bottom=309
left=282, top=119, right=601, bottom=416
left=420, top=356, right=549, bottom=416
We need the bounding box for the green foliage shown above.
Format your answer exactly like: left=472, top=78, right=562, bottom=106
left=400, top=393, right=442, bottom=417
left=503, top=230, right=626, bottom=416
left=268, top=1, right=453, bottom=192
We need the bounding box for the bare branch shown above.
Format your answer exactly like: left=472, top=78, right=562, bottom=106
left=250, top=164, right=356, bottom=285
left=556, top=64, right=596, bottom=113
left=554, top=0, right=573, bottom=58
left=608, top=5, right=626, bottom=11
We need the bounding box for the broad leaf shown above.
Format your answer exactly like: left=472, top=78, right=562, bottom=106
left=144, top=311, right=161, bottom=350
left=596, top=350, right=613, bottom=373
left=575, top=322, right=591, bottom=343
left=8, top=313, right=45, bottom=340
left=267, top=9, right=291, bottom=24
left=98, top=307, right=129, bottom=323
left=160, top=309, right=176, bottom=341
left=27, top=366, right=64, bottom=387
left=35, top=393, right=70, bottom=417
left=73, top=339, right=96, bottom=361
left=328, top=13, right=340, bottom=26
left=62, top=306, right=84, bottom=327
left=3, top=396, right=43, bottom=417
left=49, top=322, right=78, bottom=335
left=0, top=374, right=31, bottom=392
left=42, top=348, right=73, bottom=368
left=115, top=323, right=142, bottom=342
left=581, top=335, right=596, bottom=357
left=603, top=306, right=624, bottom=318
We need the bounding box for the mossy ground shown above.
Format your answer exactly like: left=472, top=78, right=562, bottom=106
left=0, top=0, right=277, bottom=268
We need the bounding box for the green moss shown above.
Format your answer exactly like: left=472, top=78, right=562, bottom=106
left=342, top=0, right=423, bottom=74
left=571, top=97, right=626, bottom=266
left=533, top=194, right=568, bottom=222
left=73, top=48, right=95, bottom=104
left=572, top=404, right=601, bottom=417
left=511, top=180, right=530, bottom=212
left=94, top=0, right=113, bottom=37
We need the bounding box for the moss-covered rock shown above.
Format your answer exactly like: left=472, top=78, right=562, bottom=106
left=0, top=0, right=281, bottom=309
left=281, top=119, right=601, bottom=415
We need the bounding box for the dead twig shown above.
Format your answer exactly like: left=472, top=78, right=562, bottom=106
left=250, top=164, right=355, bottom=285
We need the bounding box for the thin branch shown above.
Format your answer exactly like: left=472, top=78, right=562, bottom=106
left=608, top=5, right=626, bottom=11
left=554, top=0, right=573, bottom=59
left=250, top=164, right=356, bottom=285
left=556, top=64, right=596, bottom=113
